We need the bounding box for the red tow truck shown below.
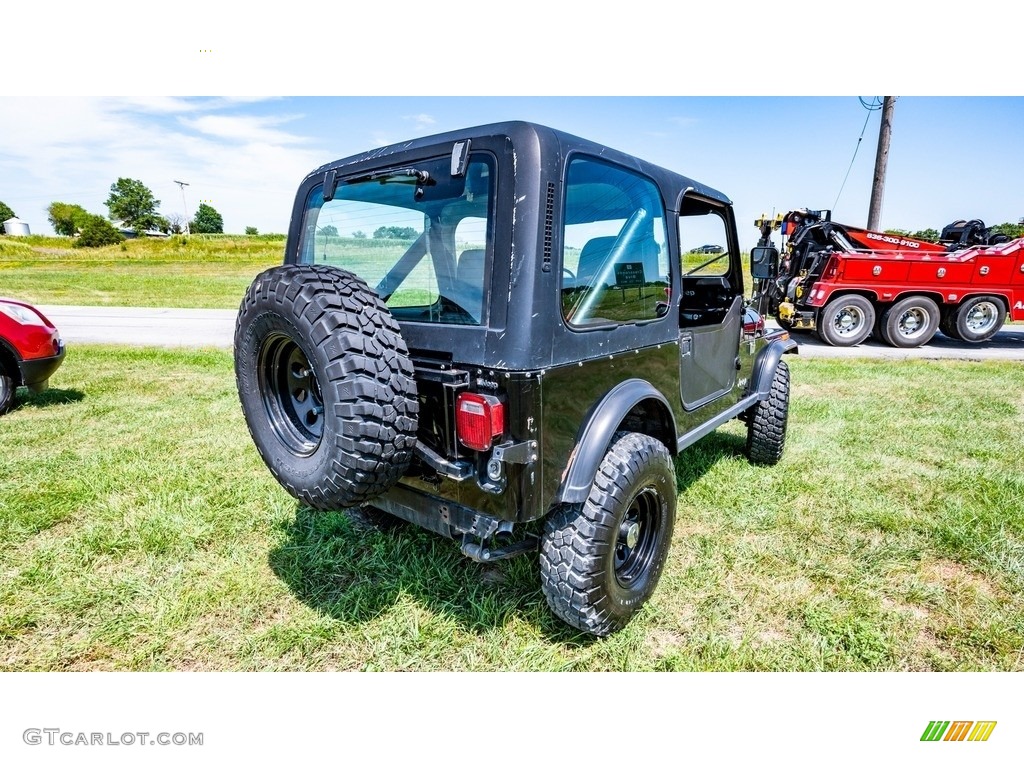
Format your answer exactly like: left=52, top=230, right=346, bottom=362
left=750, top=210, right=1024, bottom=347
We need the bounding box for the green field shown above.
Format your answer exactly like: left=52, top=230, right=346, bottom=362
left=0, top=234, right=284, bottom=308
left=2, top=348, right=1022, bottom=671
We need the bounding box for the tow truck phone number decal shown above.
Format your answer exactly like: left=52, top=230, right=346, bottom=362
left=865, top=232, right=922, bottom=248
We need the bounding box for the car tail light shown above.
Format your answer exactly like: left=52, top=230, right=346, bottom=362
left=456, top=392, right=505, bottom=451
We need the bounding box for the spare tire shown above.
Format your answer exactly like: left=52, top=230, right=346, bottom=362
left=234, top=264, right=419, bottom=509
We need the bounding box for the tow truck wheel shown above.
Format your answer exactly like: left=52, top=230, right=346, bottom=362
left=540, top=432, right=676, bottom=637
left=817, top=295, right=875, bottom=347
left=939, top=311, right=962, bottom=341
left=954, top=296, right=1006, bottom=343
left=880, top=296, right=940, bottom=348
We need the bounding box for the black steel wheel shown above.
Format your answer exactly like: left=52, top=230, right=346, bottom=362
left=954, top=295, right=1006, bottom=343
left=880, top=295, right=940, bottom=348
left=234, top=264, right=419, bottom=509
left=540, top=432, right=676, bottom=637
left=817, top=295, right=875, bottom=346
left=746, top=359, right=790, bottom=465
left=257, top=333, right=325, bottom=456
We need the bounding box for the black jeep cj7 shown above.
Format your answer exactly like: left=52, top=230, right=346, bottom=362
left=234, top=121, right=796, bottom=636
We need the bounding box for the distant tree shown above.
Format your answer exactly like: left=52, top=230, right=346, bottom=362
left=319, top=225, right=338, bottom=237
left=190, top=203, right=224, bottom=234
left=74, top=215, right=125, bottom=248
left=352, top=230, right=367, bottom=239
left=165, top=213, right=187, bottom=234
left=245, top=226, right=258, bottom=235
left=884, top=228, right=910, bottom=237
left=0, top=200, right=15, bottom=227
left=105, top=178, right=162, bottom=233
left=47, top=202, right=92, bottom=236
left=992, top=222, right=1024, bottom=239
left=373, top=225, right=417, bottom=240
left=911, top=228, right=940, bottom=243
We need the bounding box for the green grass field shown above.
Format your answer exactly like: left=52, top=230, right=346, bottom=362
left=0, top=234, right=284, bottom=308
left=2, top=347, right=1022, bottom=670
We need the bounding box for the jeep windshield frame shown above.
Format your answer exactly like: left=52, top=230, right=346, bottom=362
left=296, top=152, right=496, bottom=327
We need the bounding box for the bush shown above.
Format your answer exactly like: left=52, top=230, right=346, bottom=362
left=47, top=202, right=92, bottom=236
left=245, top=226, right=258, bottom=235
left=74, top=215, right=126, bottom=248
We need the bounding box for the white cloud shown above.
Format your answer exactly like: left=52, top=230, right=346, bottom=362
left=0, top=97, right=326, bottom=235
left=179, top=114, right=308, bottom=145
left=402, top=113, right=438, bottom=133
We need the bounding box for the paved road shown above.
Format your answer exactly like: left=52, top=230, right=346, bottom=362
left=40, top=306, right=237, bottom=349
left=38, top=305, right=1024, bottom=360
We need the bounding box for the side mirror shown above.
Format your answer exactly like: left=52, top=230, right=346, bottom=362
left=750, top=245, right=779, bottom=280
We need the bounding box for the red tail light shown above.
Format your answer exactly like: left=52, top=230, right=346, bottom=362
left=456, top=392, right=505, bottom=451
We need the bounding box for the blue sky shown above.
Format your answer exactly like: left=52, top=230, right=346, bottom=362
left=1, top=96, right=1021, bottom=246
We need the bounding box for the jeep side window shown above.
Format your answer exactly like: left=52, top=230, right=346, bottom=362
left=678, top=198, right=739, bottom=326
left=296, top=155, right=494, bottom=325
left=560, top=157, right=669, bottom=326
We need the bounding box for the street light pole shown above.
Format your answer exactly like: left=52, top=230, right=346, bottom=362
left=174, top=180, right=191, bottom=235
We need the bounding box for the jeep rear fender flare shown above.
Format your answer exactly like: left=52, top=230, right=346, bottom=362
left=748, top=334, right=798, bottom=399
left=556, top=379, right=677, bottom=505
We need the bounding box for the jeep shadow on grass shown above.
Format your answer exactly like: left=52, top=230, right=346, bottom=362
left=237, top=122, right=796, bottom=637
left=268, top=431, right=747, bottom=641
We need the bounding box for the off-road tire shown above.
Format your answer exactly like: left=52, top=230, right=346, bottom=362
left=954, top=295, right=1006, bottom=343
left=0, top=369, right=14, bottom=415
left=879, top=295, right=940, bottom=348
left=234, top=264, right=419, bottom=509
left=540, top=432, right=676, bottom=637
left=746, top=359, right=790, bottom=465
left=817, top=295, right=875, bottom=347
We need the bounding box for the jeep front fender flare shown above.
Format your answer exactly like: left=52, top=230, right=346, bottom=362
left=555, top=379, right=677, bottom=506
left=749, top=333, right=798, bottom=399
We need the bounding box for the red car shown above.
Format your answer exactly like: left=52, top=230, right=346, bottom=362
left=0, top=298, right=65, bottom=414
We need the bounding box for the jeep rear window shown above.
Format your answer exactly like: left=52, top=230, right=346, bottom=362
left=297, top=154, right=494, bottom=326
left=560, top=157, right=669, bottom=327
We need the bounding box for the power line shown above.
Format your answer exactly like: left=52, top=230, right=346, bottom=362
left=832, top=97, right=883, bottom=212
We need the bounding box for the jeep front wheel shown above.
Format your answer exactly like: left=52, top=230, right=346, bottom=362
left=746, top=359, right=790, bottom=465
left=540, top=432, right=676, bottom=636
left=234, top=264, right=419, bottom=510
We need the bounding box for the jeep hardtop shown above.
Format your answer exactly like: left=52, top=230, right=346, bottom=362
left=235, top=121, right=796, bottom=635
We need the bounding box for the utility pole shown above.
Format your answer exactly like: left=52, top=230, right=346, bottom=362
left=866, top=96, right=895, bottom=231
left=174, top=180, right=191, bottom=235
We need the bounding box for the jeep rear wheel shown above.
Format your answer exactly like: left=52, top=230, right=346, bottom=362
left=234, top=265, right=419, bottom=510
left=540, top=432, right=676, bottom=637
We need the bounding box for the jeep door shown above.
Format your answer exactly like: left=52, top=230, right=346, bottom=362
left=677, top=193, right=743, bottom=409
